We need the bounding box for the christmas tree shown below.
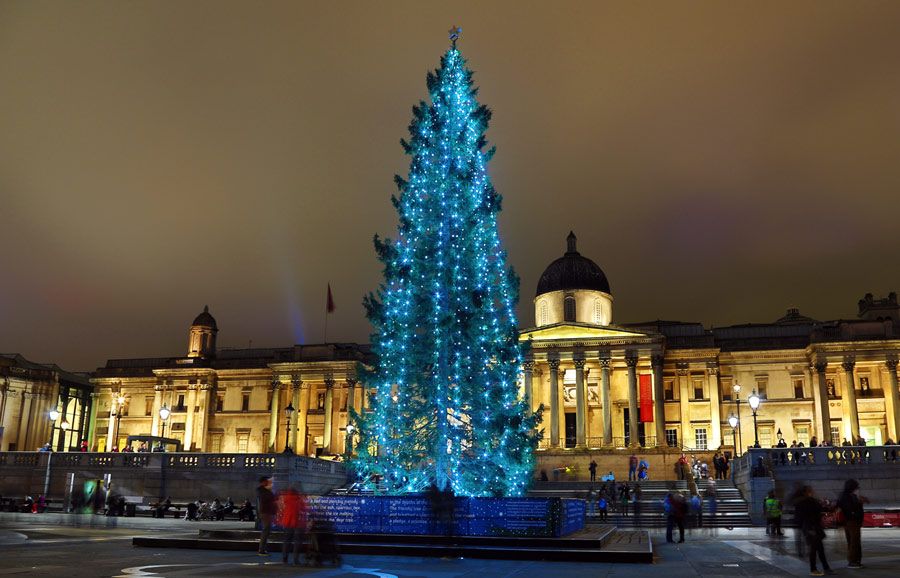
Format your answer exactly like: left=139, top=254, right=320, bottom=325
left=349, top=32, right=540, bottom=497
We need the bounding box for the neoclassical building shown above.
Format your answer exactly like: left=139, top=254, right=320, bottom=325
left=89, top=233, right=900, bottom=455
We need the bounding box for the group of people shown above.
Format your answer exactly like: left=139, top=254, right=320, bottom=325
left=255, top=476, right=339, bottom=566
left=178, top=497, right=254, bottom=521
left=787, top=479, right=869, bottom=575
left=587, top=481, right=643, bottom=522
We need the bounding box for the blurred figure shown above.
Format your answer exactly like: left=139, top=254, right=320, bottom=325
left=278, top=484, right=308, bottom=565
left=794, top=485, right=833, bottom=576
left=788, top=482, right=808, bottom=559
left=256, top=477, right=276, bottom=555
left=837, top=479, right=868, bottom=569
left=764, top=490, right=783, bottom=537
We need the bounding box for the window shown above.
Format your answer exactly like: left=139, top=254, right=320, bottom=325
left=176, top=394, right=186, bottom=411
left=664, top=380, right=675, bottom=401
left=237, top=432, right=250, bottom=453
left=755, top=379, right=768, bottom=399
left=721, top=378, right=733, bottom=401
left=209, top=433, right=223, bottom=453
left=666, top=428, right=679, bottom=447
left=593, top=299, right=603, bottom=325
left=723, top=428, right=734, bottom=447
left=241, top=392, right=251, bottom=412
left=793, top=379, right=805, bottom=399
left=795, top=426, right=810, bottom=446
left=759, top=426, right=773, bottom=448
left=694, top=428, right=708, bottom=450
left=539, top=300, right=548, bottom=325
left=830, top=426, right=841, bottom=444
left=693, top=379, right=705, bottom=400
left=144, top=397, right=154, bottom=416
left=215, top=394, right=224, bottom=412
left=564, top=295, right=576, bottom=322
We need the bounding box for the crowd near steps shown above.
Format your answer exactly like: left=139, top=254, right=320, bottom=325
left=529, top=479, right=753, bottom=528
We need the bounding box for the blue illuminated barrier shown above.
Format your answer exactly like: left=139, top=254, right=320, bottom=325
left=306, top=496, right=585, bottom=537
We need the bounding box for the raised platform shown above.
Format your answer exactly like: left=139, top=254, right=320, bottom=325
left=132, top=526, right=653, bottom=563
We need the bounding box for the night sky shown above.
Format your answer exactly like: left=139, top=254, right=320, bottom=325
left=2, top=1, right=899, bottom=371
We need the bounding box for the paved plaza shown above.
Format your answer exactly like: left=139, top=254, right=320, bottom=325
left=1, top=516, right=899, bottom=577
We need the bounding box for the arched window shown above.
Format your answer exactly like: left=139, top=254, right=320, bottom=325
left=564, top=295, right=576, bottom=322
left=593, top=299, right=603, bottom=325
left=539, top=300, right=548, bottom=325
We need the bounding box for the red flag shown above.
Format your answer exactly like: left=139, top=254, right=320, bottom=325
left=326, top=283, right=335, bottom=313
left=639, top=374, right=653, bottom=423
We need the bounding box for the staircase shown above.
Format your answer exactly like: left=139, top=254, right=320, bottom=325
left=529, top=479, right=753, bottom=528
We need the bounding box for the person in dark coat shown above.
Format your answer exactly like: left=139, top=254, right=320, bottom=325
left=837, top=478, right=868, bottom=568
left=794, top=485, right=833, bottom=576
left=256, top=477, right=276, bottom=555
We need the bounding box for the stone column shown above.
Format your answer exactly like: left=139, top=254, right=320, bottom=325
left=600, top=356, right=612, bottom=446
left=150, top=383, right=162, bottom=437
left=677, top=363, right=691, bottom=448
left=297, top=380, right=310, bottom=456
left=812, top=362, right=832, bottom=443
left=290, top=377, right=301, bottom=451
left=574, top=357, right=586, bottom=448
left=707, top=363, right=722, bottom=449
left=548, top=358, right=560, bottom=448
left=345, top=377, right=358, bottom=454
left=195, top=383, right=212, bottom=450
left=0, top=378, right=9, bottom=441
left=842, top=359, right=860, bottom=441
left=183, top=384, right=198, bottom=451
left=523, top=359, right=534, bottom=412
left=652, top=355, right=665, bottom=447
left=268, top=378, right=281, bottom=452
left=885, top=358, right=900, bottom=442
left=626, top=355, right=639, bottom=447
left=323, top=376, right=335, bottom=454
left=86, top=392, right=99, bottom=451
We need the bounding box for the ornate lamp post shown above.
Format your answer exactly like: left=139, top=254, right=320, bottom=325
left=159, top=404, right=171, bottom=439
left=728, top=413, right=739, bottom=456
left=733, top=383, right=744, bottom=455
left=283, top=401, right=295, bottom=454
left=748, top=389, right=761, bottom=448
left=60, top=420, right=71, bottom=451
left=48, top=408, right=60, bottom=451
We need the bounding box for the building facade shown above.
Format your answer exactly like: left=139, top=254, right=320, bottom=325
left=89, top=233, right=900, bottom=456
left=0, top=353, right=93, bottom=452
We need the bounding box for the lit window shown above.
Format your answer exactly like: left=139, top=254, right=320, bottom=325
left=695, top=428, right=707, bottom=450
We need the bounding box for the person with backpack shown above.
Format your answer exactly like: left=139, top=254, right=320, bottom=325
left=764, top=490, right=784, bottom=537
left=597, top=494, right=608, bottom=522
left=837, top=478, right=868, bottom=568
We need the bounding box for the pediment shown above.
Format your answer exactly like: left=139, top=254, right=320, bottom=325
left=519, top=322, right=650, bottom=343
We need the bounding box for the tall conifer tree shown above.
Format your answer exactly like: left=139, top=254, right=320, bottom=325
left=350, top=35, right=540, bottom=497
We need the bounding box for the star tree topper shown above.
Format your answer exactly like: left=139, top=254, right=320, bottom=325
left=449, top=25, right=462, bottom=47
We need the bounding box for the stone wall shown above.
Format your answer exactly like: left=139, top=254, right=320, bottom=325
left=535, top=447, right=721, bottom=481
left=0, top=452, right=348, bottom=504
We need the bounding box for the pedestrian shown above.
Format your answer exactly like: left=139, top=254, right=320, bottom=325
left=837, top=478, right=867, bottom=568
left=585, top=487, right=596, bottom=517
left=278, top=484, right=308, bottom=565
left=79, top=440, right=88, bottom=452
left=256, top=476, right=276, bottom=556
left=691, top=492, right=703, bottom=528
left=589, top=458, right=597, bottom=482
left=598, top=494, right=608, bottom=522
left=677, top=454, right=688, bottom=480
left=794, top=485, right=833, bottom=576
left=665, top=492, right=686, bottom=543
left=628, top=453, right=638, bottom=481
left=632, top=484, right=642, bottom=526
left=620, top=483, right=630, bottom=517
left=764, top=490, right=784, bottom=536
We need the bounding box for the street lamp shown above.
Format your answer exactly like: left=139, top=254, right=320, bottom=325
left=159, top=404, right=171, bottom=439
left=60, top=420, right=71, bottom=452
left=728, top=413, right=739, bottom=462
left=748, top=389, right=761, bottom=448
left=48, top=409, right=60, bottom=451
left=114, top=396, right=126, bottom=449
left=283, top=401, right=295, bottom=454
left=733, top=383, right=744, bottom=455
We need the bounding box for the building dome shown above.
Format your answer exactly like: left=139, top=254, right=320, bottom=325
left=191, top=305, right=217, bottom=330
left=536, top=232, right=611, bottom=297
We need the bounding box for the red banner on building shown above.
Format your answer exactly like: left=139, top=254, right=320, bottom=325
left=639, top=374, right=653, bottom=423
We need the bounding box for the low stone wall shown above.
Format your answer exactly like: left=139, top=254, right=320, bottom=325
left=535, top=447, right=721, bottom=481
left=733, top=446, right=900, bottom=523
left=0, top=452, right=348, bottom=504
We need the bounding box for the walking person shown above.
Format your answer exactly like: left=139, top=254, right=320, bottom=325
left=256, top=476, right=276, bottom=556
left=794, top=485, right=834, bottom=576
left=598, top=494, right=608, bottom=522
left=278, top=484, right=308, bottom=565
left=837, top=479, right=868, bottom=569
left=765, top=490, right=784, bottom=537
